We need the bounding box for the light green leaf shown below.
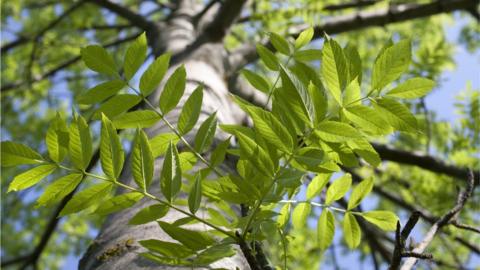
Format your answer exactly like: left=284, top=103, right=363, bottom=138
left=150, top=133, right=179, bottom=158
left=178, top=152, right=197, bottom=172
left=69, top=115, right=92, bottom=170
left=270, top=32, right=291, bottom=55
left=295, top=27, right=314, bottom=49
left=132, top=129, right=154, bottom=190
left=348, top=177, right=374, bottom=210
left=234, top=96, right=293, bottom=153
left=385, top=77, right=435, bottom=99
left=129, top=204, right=170, bottom=225
left=235, top=132, right=274, bottom=177
left=100, top=114, right=124, bottom=179
left=188, top=174, right=202, bottom=214
left=241, top=69, right=270, bottom=93
left=343, top=213, right=361, bottom=249
left=139, top=53, right=171, bottom=96
left=178, top=86, right=203, bottom=135
left=46, top=113, right=69, bottom=163
left=372, top=39, right=411, bottom=90
left=160, top=141, right=182, bottom=202
left=8, top=164, right=56, bottom=192
left=158, top=221, right=215, bottom=251
left=36, top=173, right=83, bottom=207
left=293, top=49, right=322, bottom=62
left=124, top=32, right=147, bottom=80
left=347, top=139, right=381, bottom=167
left=322, top=38, right=347, bottom=105
left=315, top=121, right=363, bottom=142
left=159, top=65, right=186, bottom=114
left=92, top=94, right=142, bottom=120
left=374, top=98, right=418, bottom=133
left=292, top=202, right=311, bottom=229
left=318, top=209, right=335, bottom=250
left=95, top=192, right=143, bottom=215
left=344, top=44, right=362, bottom=84
left=194, top=113, right=217, bottom=153
left=325, top=173, right=352, bottom=205
left=343, top=105, right=392, bottom=135
left=210, top=138, right=230, bottom=166
left=277, top=203, right=291, bottom=229
left=308, top=82, right=328, bottom=125
left=360, top=211, right=399, bottom=231
left=194, top=244, right=236, bottom=265
left=77, top=80, right=125, bottom=105
left=306, top=173, right=331, bottom=200
left=256, top=44, right=279, bottom=71
left=292, top=147, right=326, bottom=172
left=1, top=141, right=43, bottom=167
left=60, top=182, right=113, bottom=216
left=139, top=239, right=194, bottom=259
left=112, top=110, right=161, bottom=129
left=81, top=45, right=117, bottom=75
left=343, top=78, right=361, bottom=107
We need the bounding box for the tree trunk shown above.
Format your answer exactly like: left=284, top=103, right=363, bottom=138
left=79, top=2, right=248, bottom=269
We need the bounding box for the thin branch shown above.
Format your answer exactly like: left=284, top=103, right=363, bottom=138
left=228, top=0, right=478, bottom=73
left=192, top=0, right=221, bottom=24
left=450, top=220, right=480, bottom=234
left=400, top=170, right=475, bottom=270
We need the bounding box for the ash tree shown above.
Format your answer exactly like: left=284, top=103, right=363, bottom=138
left=1, top=0, right=479, bottom=269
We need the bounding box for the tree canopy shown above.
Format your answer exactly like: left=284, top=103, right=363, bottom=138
left=1, top=1, right=479, bottom=269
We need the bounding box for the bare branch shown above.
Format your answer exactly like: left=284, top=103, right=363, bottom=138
left=228, top=0, right=478, bottom=73
left=450, top=220, right=480, bottom=234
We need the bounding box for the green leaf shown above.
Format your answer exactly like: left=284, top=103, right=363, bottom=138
left=292, top=202, right=311, bottom=229
left=69, top=115, right=92, bottom=170
left=139, top=239, right=194, bottom=258
left=36, top=173, right=83, bottom=207
left=308, top=82, right=328, bottom=125
left=348, top=177, right=374, bottom=210
left=210, top=138, right=230, bottom=166
left=306, top=173, right=331, bottom=200
left=277, top=203, right=291, bottom=229
left=194, top=113, right=217, bottom=153
left=270, top=32, right=291, bottom=55
left=318, top=209, right=335, bottom=250
left=315, top=121, right=363, bottom=142
left=256, top=44, right=279, bottom=71
left=77, top=80, right=126, bottom=105
left=325, top=173, right=352, bottom=205
left=177, top=86, right=203, bottom=135
left=178, top=152, right=197, bottom=172
left=295, top=27, right=314, bottom=49
left=343, top=105, right=392, bottom=135
left=1, top=141, right=43, bottom=167
left=343, top=78, right=361, bottom=107
left=8, top=164, right=56, bottom=192
left=150, top=133, right=179, bottom=158
left=100, top=114, right=125, bottom=180
left=46, top=113, right=69, bottom=163
left=81, top=45, right=117, bottom=75
left=372, top=39, right=411, bottom=90
left=322, top=38, right=348, bottom=105
left=132, top=129, right=154, bottom=190
left=159, top=65, right=186, bottom=114
left=360, top=211, right=399, bottom=231
left=160, top=141, right=182, bottom=202
left=385, top=77, right=435, bottom=99
left=344, top=44, right=362, bottom=84
left=60, top=182, right=113, bottom=216
left=293, top=49, right=322, bottom=62
left=347, top=139, right=381, bottom=167
left=235, top=132, right=274, bottom=177
left=343, top=213, right=361, bottom=249
left=292, top=147, right=326, bottom=172
left=241, top=69, right=270, bottom=93
left=95, top=192, right=143, bottom=215
left=112, top=110, right=161, bottom=129
left=373, top=98, right=418, bottom=133
left=129, top=204, right=170, bottom=225
left=194, top=244, right=236, bottom=265
left=188, top=174, right=202, bottom=214
left=92, top=94, right=142, bottom=120
left=139, top=53, right=171, bottom=96
left=158, top=221, right=215, bottom=251
left=140, top=252, right=190, bottom=266
left=234, top=96, right=293, bottom=153
left=124, top=32, right=147, bottom=81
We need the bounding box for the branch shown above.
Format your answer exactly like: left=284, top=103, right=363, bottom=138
left=400, top=170, right=475, bottom=270
left=450, top=220, right=480, bottom=234
left=372, top=143, right=479, bottom=185
left=85, top=0, right=154, bottom=31
left=228, top=0, right=478, bottom=72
